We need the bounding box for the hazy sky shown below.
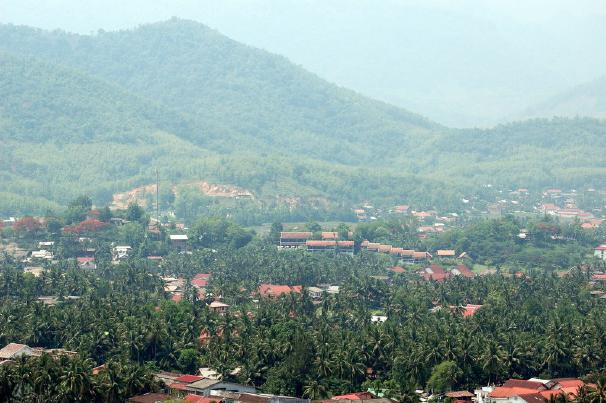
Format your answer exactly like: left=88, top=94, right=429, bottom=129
left=2, top=0, right=605, bottom=127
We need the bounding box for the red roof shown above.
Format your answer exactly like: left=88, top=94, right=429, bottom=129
left=280, top=232, right=312, bottom=239
left=174, top=374, right=203, bottom=383
left=594, top=245, right=606, bottom=251
left=413, top=211, right=432, bottom=218
left=92, top=364, right=106, bottom=376
left=592, top=273, right=606, bottom=281
left=421, top=264, right=449, bottom=281
left=378, top=245, right=392, bottom=253
left=553, top=379, right=585, bottom=388
left=306, top=240, right=337, bottom=247
left=413, top=251, right=430, bottom=260
left=258, top=284, right=302, bottom=297
left=446, top=391, right=475, bottom=398
left=171, top=293, right=183, bottom=302
left=390, top=247, right=404, bottom=255
left=168, top=382, right=189, bottom=390
left=192, top=273, right=210, bottom=288
left=321, top=232, right=339, bottom=239
left=395, top=205, right=409, bottom=212
left=337, top=241, right=354, bottom=247
left=503, top=380, right=546, bottom=390
left=77, top=257, right=94, bottom=264
left=389, top=266, right=406, bottom=274
left=519, top=393, right=548, bottom=403
left=454, top=264, right=474, bottom=278
left=184, top=395, right=220, bottom=403
left=462, top=304, right=483, bottom=317
left=332, top=392, right=375, bottom=400
left=491, top=378, right=588, bottom=401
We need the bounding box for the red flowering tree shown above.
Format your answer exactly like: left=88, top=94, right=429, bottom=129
left=64, top=219, right=108, bottom=234
left=13, top=216, right=42, bottom=237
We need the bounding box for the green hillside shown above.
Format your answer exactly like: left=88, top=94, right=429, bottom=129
left=0, top=19, right=438, bottom=164
left=0, top=51, right=455, bottom=216
left=1, top=20, right=606, bottom=217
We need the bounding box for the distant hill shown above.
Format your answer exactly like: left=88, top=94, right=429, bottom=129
left=521, top=75, right=606, bottom=119
left=1, top=20, right=606, bottom=216
left=0, top=19, right=437, bottom=164
left=0, top=45, right=447, bottom=215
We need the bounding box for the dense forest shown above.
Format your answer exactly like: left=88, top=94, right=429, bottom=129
left=2, top=204, right=606, bottom=401
left=1, top=20, right=606, bottom=216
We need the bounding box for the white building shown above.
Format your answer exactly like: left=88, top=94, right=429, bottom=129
left=594, top=244, right=606, bottom=260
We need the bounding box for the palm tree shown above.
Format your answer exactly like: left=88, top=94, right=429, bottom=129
left=588, top=378, right=606, bottom=403
left=303, top=379, right=327, bottom=400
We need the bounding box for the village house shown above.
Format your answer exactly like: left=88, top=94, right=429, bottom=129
left=394, top=205, right=410, bottom=214
left=412, top=251, right=432, bottom=261
left=594, top=244, right=606, bottom=260
left=337, top=240, right=355, bottom=255
left=445, top=391, right=474, bottom=403
left=30, top=250, right=53, bottom=260
left=279, top=232, right=312, bottom=248
left=307, top=286, right=324, bottom=299
left=332, top=392, right=375, bottom=400
left=450, top=264, right=475, bottom=278
left=112, top=245, right=132, bottom=261
left=0, top=343, right=77, bottom=361
left=321, top=231, right=338, bottom=240
left=170, top=234, right=189, bottom=252
left=0, top=343, right=34, bottom=360
left=191, top=273, right=211, bottom=290
left=160, top=372, right=256, bottom=398
left=127, top=392, right=172, bottom=402
left=257, top=284, right=302, bottom=298
left=77, top=257, right=97, bottom=270
left=209, top=301, right=229, bottom=314
left=460, top=304, right=483, bottom=317
left=420, top=264, right=449, bottom=282
left=477, top=377, right=589, bottom=403
left=436, top=249, right=456, bottom=259
left=306, top=240, right=337, bottom=252
left=388, top=266, right=406, bottom=274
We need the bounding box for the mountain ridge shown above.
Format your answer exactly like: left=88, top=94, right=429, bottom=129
left=1, top=19, right=606, bottom=216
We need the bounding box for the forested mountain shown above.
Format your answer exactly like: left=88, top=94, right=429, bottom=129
left=0, top=19, right=436, bottom=163
left=1, top=19, right=606, bottom=215
left=521, top=75, right=606, bottom=120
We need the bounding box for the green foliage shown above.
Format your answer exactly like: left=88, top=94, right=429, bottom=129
left=427, top=361, right=462, bottom=393
left=188, top=217, right=254, bottom=249
left=1, top=22, right=606, bottom=216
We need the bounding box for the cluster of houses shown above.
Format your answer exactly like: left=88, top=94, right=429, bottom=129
left=279, top=232, right=354, bottom=254
left=128, top=379, right=395, bottom=403
left=386, top=263, right=475, bottom=282
left=127, top=375, right=594, bottom=403
left=0, top=342, right=77, bottom=366
left=278, top=231, right=468, bottom=265
left=475, top=377, right=591, bottom=403
left=163, top=273, right=230, bottom=312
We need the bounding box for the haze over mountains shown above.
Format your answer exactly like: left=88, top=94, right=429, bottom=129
left=0, top=19, right=605, bottom=215
left=521, top=76, right=606, bottom=120
left=2, top=0, right=605, bottom=127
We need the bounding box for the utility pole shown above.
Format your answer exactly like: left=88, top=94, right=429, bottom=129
left=156, top=168, right=160, bottom=232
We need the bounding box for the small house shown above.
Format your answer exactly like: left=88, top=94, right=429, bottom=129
left=170, top=234, right=189, bottom=252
